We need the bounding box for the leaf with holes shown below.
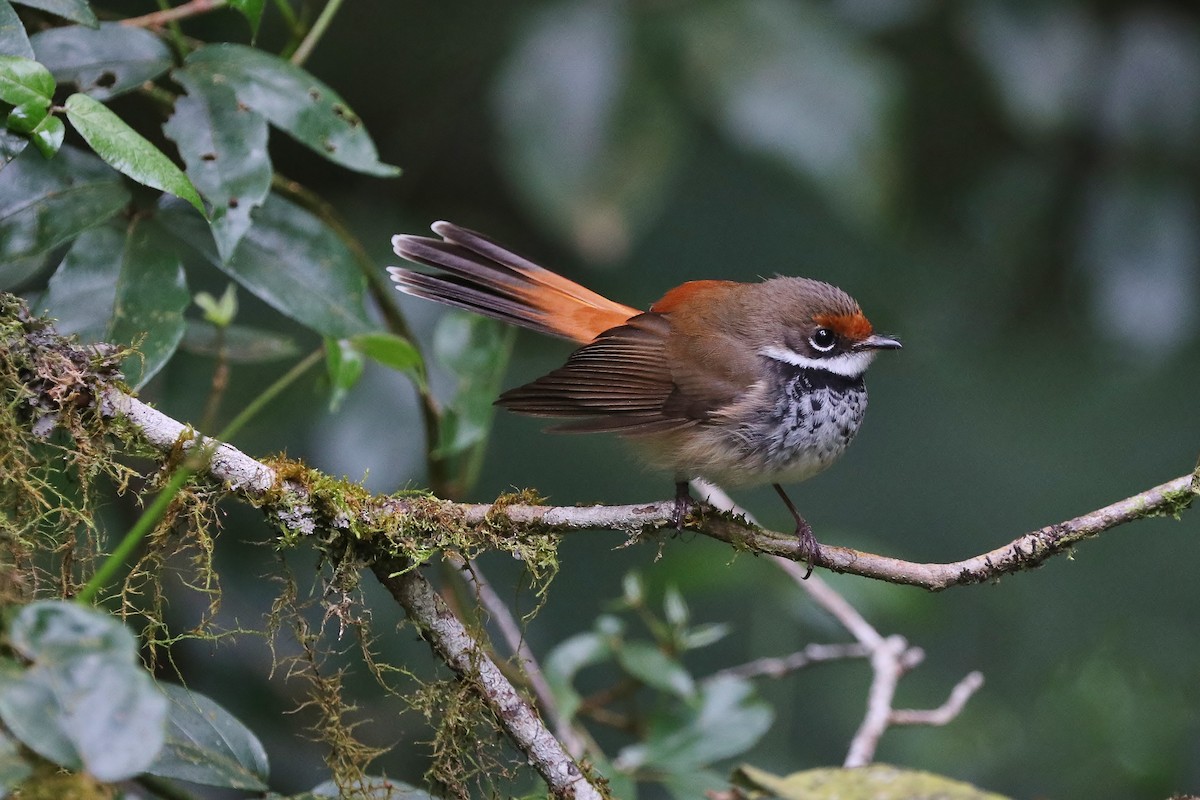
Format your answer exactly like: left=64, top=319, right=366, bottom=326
left=65, top=93, right=205, bottom=215
left=185, top=44, right=399, bottom=177
left=156, top=194, right=373, bottom=339
left=164, top=67, right=271, bottom=262
left=31, top=23, right=171, bottom=100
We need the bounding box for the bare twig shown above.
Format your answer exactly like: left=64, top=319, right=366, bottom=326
left=890, top=671, right=986, bottom=726
left=123, top=0, right=227, bottom=28
left=705, top=643, right=869, bottom=683
left=451, top=557, right=592, bottom=758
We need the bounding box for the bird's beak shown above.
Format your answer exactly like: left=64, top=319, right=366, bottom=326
left=857, top=333, right=902, bottom=351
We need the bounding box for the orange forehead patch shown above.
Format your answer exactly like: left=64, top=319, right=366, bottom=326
left=813, top=311, right=873, bottom=341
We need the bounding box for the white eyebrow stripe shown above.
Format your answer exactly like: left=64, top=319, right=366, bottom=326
left=760, top=346, right=875, bottom=379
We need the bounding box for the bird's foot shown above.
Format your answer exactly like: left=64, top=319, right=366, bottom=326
left=672, top=481, right=697, bottom=531
left=773, top=483, right=820, bottom=579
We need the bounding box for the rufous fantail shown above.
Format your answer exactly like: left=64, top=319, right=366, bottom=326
left=389, top=222, right=900, bottom=574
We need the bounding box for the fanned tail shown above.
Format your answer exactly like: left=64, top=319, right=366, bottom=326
left=389, top=222, right=638, bottom=344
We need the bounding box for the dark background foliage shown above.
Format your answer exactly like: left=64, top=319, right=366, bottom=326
left=5, top=0, right=1200, bottom=797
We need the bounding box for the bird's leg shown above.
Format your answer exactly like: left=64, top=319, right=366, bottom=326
left=772, top=483, right=819, bottom=579
left=672, top=480, right=696, bottom=531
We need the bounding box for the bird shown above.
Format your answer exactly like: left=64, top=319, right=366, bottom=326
left=388, top=221, right=900, bottom=575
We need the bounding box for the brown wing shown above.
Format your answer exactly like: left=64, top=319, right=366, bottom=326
left=498, top=312, right=702, bottom=435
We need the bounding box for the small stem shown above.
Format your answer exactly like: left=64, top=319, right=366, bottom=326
left=199, top=326, right=229, bottom=433
left=215, top=347, right=322, bottom=443
left=123, top=0, right=227, bottom=29
left=290, top=0, right=345, bottom=66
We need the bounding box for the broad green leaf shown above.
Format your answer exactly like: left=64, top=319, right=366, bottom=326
left=185, top=44, right=400, bottom=177
left=325, top=337, right=364, bottom=412
left=5, top=100, right=45, bottom=133
left=663, top=585, right=689, bottom=627
left=181, top=321, right=299, bottom=363
left=28, top=112, right=63, bottom=157
left=0, top=143, right=129, bottom=279
left=147, top=683, right=269, bottom=790
left=616, top=676, right=772, bottom=771
left=9, top=600, right=138, bottom=662
left=348, top=331, right=424, bottom=384
left=680, top=622, right=730, bottom=651
left=65, top=92, right=205, bottom=215
left=732, top=764, right=1014, bottom=800
left=9, top=0, right=96, bottom=26
left=432, top=313, right=512, bottom=458
left=41, top=221, right=189, bottom=388
left=163, top=68, right=271, bottom=262
left=157, top=194, right=373, bottom=338
left=0, top=727, right=33, bottom=797
left=616, top=640, right=695, bottom=699
left=228, top=0, right=264, bottom=38
left=0, top=653, right=167, bottom=779
left=0, top=0, right=34, bottom=59
left=0, top=602, right=168, bottom=781
left=0, top=54, right=54, bottom=108
left=109, top=218, right=189, bottom=386
left=31, top=23, right=171, bottom=100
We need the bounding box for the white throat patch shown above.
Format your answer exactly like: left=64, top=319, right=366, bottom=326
left=760, top=346, right=876, bottom=379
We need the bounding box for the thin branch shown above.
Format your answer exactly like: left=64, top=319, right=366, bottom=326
left=451, top=557, right=592, bottom=758
left=890, top=671, right=985, bottom=726
left=844, top=635, right=911, bottom=768
left=705, top=643, right=869, bottom=683
left=290, top=0, right=344, bottom=66
left=123, top=0, right=227, bottom=28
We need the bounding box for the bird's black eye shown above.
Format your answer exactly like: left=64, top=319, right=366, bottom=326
left=810, top=328, right=836, bottom=352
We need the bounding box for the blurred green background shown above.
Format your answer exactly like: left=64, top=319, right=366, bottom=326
left=140, top=0, right=1199, bottom=797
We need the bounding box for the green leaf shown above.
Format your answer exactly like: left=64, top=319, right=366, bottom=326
left=0, top=54, right=54, bottom=108
left=9, top=0, right=96, bottom=26
left=0, top=0, right=35, bottom=59
left=228, top=0, right=264, bottom=38
left=41, top=220, right=189, bottom=388
left=147, top=683, right=269, bottom=790
left=30, top=22, right=172, bottom=100
left=680, top=622, right=731, bottom=651
left=181, top=321, right=299, bottom=363
left=0, top=602, right=168, bottom=781
left=0, top=143, right=129, bottom=281
left=616, top=640, right=695, bottom=699
left=432, top=314, right=512, bottom=458
left=0, top=727, right=33, bottom=798
left=325, top=337, right=364, bottom=412
left=163, top=67, right=271, bottom=262
left=193, top=283, right=238, bottom=326
left=184, top=44, right=400, bottom=177
left=29, top=112, right=63, bottom=157
left=5, top=100, right=45, bottom=133
left=0, top=127, right=26, bottom=166
left=544, top=631, right=613, bottom=720
left=157, top=193, right=373, bottom=338
left=348, top=331, right=424, bottom=385
left=109, top=218, right=189, bottom=386
left=65, top=92, right=206, bottom=215
left=8, top=600, right=139, bottom=662
left=616, top=676, right=772, bottom=771
left=663, top=586, right=689, bottom=627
